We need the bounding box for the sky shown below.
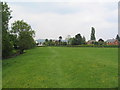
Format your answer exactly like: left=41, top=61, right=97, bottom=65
left=5, top=0, right=118, bottom=41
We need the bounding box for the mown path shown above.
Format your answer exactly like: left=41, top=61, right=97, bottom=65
left=3, top=47, right=118, bottom=88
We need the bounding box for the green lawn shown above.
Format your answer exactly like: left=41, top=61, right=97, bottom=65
left=2, top=47, right=118, bottom=88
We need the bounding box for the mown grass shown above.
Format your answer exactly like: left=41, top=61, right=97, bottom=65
left=2, top=47, right=118, bottom=88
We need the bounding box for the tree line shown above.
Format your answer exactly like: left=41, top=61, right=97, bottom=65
left=43, top=27, right=96, bottom=46
left=42, top=27, right=120, bottom=46
left=2, top=2, right=36, bottom=59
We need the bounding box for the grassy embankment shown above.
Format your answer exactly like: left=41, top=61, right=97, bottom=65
left=3, top=47, right=118, bottom=88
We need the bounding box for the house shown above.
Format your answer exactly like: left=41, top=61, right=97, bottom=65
left=87, top=40, right=96, bottom=45
left=106, top=39, right=119, bottom=45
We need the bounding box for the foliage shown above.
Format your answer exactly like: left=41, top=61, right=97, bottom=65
left=11, top=20, right=35, bottom=53
left=82, top=36, right=86, bottom=44
left=68, top=38, right=73, bottom=45
left=62, top=42, right=67, bottom=45
left=9, top=34, right=18, bottom=49
left=11, top=20, right=35, bottom=35
left=116, top=34, right=120, bottom=42
left=2, top=2, right=36, bottom=58
left=98, top=38, right=105, bottom=45
left=59, top=36, right=62, bottom=45
left=49, top=44, right=119, bottom=48
left=45, top=39, right=48, bottom=42
left=2, top=2, right=13, bottom=58
left=43, top=38, right=67, bottom=46
left=90, top=27, right=96, bottom=40
left=93, top=41, right=98, bottom=45
left=75, top=34, right=82, bottom=45
left=2, top=2, right=12, bottom=31
left=65, top=35, right=71, bottom=44
left=98, top=38, right=104, bottom=42
left=18, top=31, right=36, bottom=53
left=68, top=34, right=86, bottom=45
left=71, top=38, right=77, bottom=45
left=59, top=36, right=62, bottom=42
left=43, top=36, right=67, bottom=46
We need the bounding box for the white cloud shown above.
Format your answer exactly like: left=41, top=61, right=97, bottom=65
left=8, top=2, right=118, bottom=41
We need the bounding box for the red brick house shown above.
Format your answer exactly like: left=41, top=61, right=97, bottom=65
left=106, top=39, right=119, bottom=45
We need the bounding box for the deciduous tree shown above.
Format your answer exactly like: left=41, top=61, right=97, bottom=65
left=75, top=33, right=82, bottom=45
left=11, top=20, right=35, bottom=54
left=2, top=2, right=13, bottom=58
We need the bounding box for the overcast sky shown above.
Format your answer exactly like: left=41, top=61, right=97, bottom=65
left=7, top=1, right=118, bottom=41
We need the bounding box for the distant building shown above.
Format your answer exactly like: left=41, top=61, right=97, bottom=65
left=35, top=40, right=44, bottom=46
left=87, top=40, right=96, bottom=45
left=106, top=39, right=119, bottom=45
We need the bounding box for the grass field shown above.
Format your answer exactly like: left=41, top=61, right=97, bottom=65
left=2, top=47, right=118, bottom=88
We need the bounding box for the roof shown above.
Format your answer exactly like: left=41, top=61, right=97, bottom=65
left=106, top=39, right=117, bottom=43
